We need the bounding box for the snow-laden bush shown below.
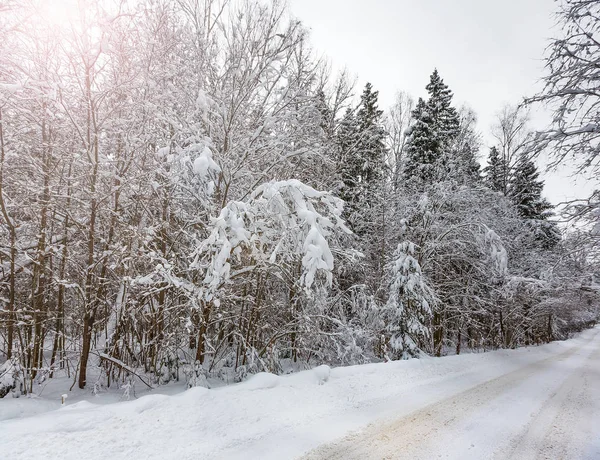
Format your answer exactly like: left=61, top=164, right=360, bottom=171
left=183, top=361, right=211, bottom=389
left=0, top=358, right=25, bottom=398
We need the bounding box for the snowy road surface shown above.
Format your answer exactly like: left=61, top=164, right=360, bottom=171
left=1, top=328, right=600, bottom=460
left=304, top=329, right=600, bottom=460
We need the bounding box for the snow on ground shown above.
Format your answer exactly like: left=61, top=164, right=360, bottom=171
left=2, top=328, right=600, bottom=460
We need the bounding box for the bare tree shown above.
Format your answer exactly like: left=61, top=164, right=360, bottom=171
left=491, top=105, right=530, bottom=195
left=526, top=0, right=600, bottom=175
left=385, top=91, right=414, bottom=190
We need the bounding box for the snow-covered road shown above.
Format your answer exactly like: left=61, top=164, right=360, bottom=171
left=305, top=329, right=600, bottom=460
left=2, top=328, right=599, bottom=460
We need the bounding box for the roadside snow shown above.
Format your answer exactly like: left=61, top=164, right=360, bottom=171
left=1, top=328, right=599, bottom=460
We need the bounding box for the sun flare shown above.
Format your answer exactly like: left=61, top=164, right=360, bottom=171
left=36, top=0, right=79, bottom=28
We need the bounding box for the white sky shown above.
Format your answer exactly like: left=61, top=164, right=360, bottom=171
left=288, top=0, right=597, bottom=204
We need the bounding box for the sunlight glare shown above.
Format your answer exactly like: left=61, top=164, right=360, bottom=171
left=37, top=0, right=78, bottom=28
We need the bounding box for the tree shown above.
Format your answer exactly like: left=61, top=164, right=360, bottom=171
left=526, top=0, right=600, bottom=255
left=490, top=105, right=530, bottom=196
left=450, top=105, right=481, bottom=185
left=404, top=69, right=460, bottom=187
left=425, top=69, right=460, bottom=143
left=509, top=152, right=561, bottom=248
left=404, top=97, right=438, bottom=185
left=527, top=0, right=600, bottom=175
left=484, top=146, right=506, bottom=193
left=336, top=83, right=387, bottom=234
left=355, top=83, right=387, bottom=190
left=385, top=91, right=414, bottom=191
left=383, top=242, right=433, bottom=359
left=509, top=153, right=550, bottom=219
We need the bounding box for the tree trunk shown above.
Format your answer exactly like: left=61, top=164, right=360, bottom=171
left=78, top=62, right=99, bottom=390
left=0, top=107, right=16, bottom=359
left=433, top=310, right=443, bottom=357
left=195, top=301, right=212, bottom=363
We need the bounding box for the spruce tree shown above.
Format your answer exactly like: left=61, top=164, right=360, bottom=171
left=509, top=152, right=560, bottom=247
left=404, top=97, right=438, bottom=184
left=404, top=69, right=460, bottom=187
left=425, top=69, right=460, bottom=142
left=484, top=146, right=506, bottom=193
left=336, top=83, right=387, bottom=231
left=355, top=83, right=387, bottom=185
left=509, top=152, right=550, bottom=219
left=384, top=242, right=433, bottom=359
left=336, top=108, right=360, bottom=219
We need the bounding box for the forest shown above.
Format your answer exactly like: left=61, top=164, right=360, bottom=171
left=0, top=0, right=598, bottom=397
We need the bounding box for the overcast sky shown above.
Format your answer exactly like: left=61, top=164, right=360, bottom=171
left=288, top=0, right=597, bottom=205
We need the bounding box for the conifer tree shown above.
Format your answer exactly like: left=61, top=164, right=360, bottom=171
left=336, top=83, right=387, bottom=232
left=509, top=152, right=560, bottom=247
left=336, top=108, right=360, bottom=220
left=355, top=82, right=387, bottom=188
left=404, top=69, right=460, bottom=187
left=510, top=153, right=550, bottom=219
left=404, top=97, right=438, bottom=184
left=484, top=146, right=506, bottom=193
left=426, top=69, right=460, bottom=142
left=384, top=242, right=433, bottom=359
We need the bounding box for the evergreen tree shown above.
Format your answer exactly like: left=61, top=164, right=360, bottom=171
left=384, top=242, right=433, bottom=359
left=510, top=153, right=550, bottom=219
left=404, top=69, right=460, bottom=187
left=336, top=108, right=360, bottom=219
left=336, top=83, right=387, bottom=231
left=355, top=82, right=387, bottom=188
left=425, top=69, right=460, bottom=142
left=404, top=97, right=438, bottom=184
left=509, top=152, right=561, bottom=247
left=454, top=140, right=481, bottom=185
left=484, top=146, right=506, bottom=193
left=316, top=89, right=333, bottom=139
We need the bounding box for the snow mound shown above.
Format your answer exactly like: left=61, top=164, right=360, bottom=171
left=287, top=364, right=331, bottom=386
left=243, top=372, right=281, bottom=390
left=61, top=401, right=96, bottom=411
left=126, top=394, right=170, bottom=414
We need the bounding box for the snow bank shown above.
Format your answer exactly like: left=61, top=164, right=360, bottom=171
left=243, top=372, right=281, bottom=390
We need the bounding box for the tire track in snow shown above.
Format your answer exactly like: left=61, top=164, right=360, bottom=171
left=500, top=336, right=600, bottom=460
left=301, top=329, right=600, bottom=460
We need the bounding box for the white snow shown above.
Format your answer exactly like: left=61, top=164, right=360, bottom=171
left=193, top=145, right=220, bottom=178
left=1, top=328, right=600, bottom=460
